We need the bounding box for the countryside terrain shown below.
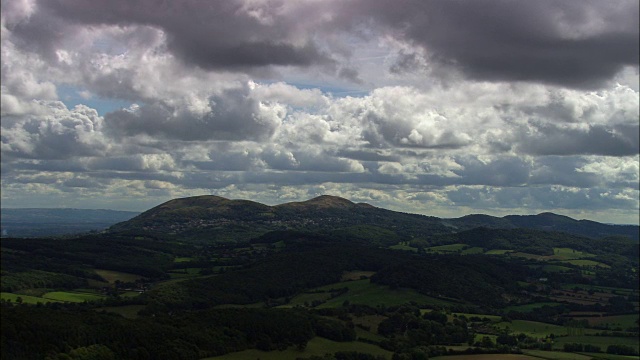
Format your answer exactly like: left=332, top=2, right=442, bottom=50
left=1, top=195, right=639, bottom=360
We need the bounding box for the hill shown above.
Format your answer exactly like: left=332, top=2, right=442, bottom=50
left=107, top=195, right=639, bottom=242
left=107, top=195, right=449, bottom=243
left=447, top=212, right=639, bottom=241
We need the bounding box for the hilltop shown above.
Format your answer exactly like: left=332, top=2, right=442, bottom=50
left=107, top=195, right=639, bottom=243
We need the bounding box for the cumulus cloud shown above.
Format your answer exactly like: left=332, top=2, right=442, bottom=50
left=1, top=0, right=638, bottom=224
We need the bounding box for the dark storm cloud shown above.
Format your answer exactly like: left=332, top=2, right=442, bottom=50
left=349, top=0, right=639, bottom=88
left=15, top=0, right=638, bottom=88
left=36, top=0, right=334, bottom=71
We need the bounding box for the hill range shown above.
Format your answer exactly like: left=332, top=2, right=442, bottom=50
left=108, top=194, right=639, bottom=242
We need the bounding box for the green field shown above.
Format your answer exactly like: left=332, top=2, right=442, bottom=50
left=94, top=269, right=144, bottom=284
left=173, top=257, right=194, bottom=262
left=573, top=314, right=639, bottom=330
left=0, top=292, right=61, bottom=304
left=552, top=248, right=596, bottom=260
left=389, top=243, right=418, bottom=252
left=426, top=243, right=468, bottom=253
left=461, top=246, right=485, bottom=255
left=559, top=259, right=611, bottom=268
left=542, top=264, right=574, bottom=273
left=453, top=313, right=502, bottom=322
left=496, top=320, right=568, bottom=337
left=42, top=290, right=105, bottom=303
left=485, top=249, right=513, bottom=255
left=203, top=336, right=392, bottom=360
left=168, top=267, right=203, bottom=279
left=552, top=335, right=639, bottom=351
left=314, top=279, right=456, bottom=308
left=504, top=302, right=564, bottom=313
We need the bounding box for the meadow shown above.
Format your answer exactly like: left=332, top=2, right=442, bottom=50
left=203, top=336, right=393, bottom=360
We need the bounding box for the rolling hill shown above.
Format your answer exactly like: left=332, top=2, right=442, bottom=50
left=106, top=195, right=639, bottom=242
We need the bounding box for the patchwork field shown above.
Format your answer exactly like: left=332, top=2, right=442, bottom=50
left=204, top=336, right=393, bottom=360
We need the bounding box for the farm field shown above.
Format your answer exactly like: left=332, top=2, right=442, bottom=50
left=41, top=290, right=106, bottom=302
left=561, top=284, right=636, bottom=296
left=0, top=292, right=61, bottom=304
left=431, top=354, right=537, bottom=360
left=203, top=336, right=393, bottom=360
left=504, top=302, right=563, bottom=313
left=426, top=243, right=468, bottom=253
left=453, top=313, right=502, bottom=321
left=552, top=248, right=596, bottom=259
left=552, top=336, right=640, bottom=351
left=572, top=314, right=639, bottom=330
left=341, top=270, right=376, bottom=281
left=314, top=279, right=456, bottom=308
left=558, top=259, right=611, bottom=268
left=461, top=246, right=484, bottom=254
left=485, top=249, right=513, bottom=255
left=495, top=320, right=571, bottom=337
left=94, top=269, right=144, bottom=284
left=389, top=243, right=418, bottom=252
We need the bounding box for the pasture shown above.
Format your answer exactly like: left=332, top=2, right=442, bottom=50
left=552, top=336, right=640, bottom=351
left=42, top=290, right=105, bottom=303
left=485, top=249, right=513, bottom=255
left=203, top=336, right=392, bottom=360
left=94, top=269, right=143, bottom=284
left=315, top=279, right=456, bottom=308
left=389, top=243, right=418, bottom=252
left=426, top=243, right=468, bottom=253
left=552, top=248, right=596, bottom=260
left=495, top=320, right=568, bottom=337
left=572, top=314, right=639, bottom=331
left=504, top=302, right=563, bottom=313
left=0, top=292, right=60, bottom=304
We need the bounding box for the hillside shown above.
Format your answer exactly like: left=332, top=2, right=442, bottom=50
left=2, top=197, right=639, bottom=360
left=107, top=195, right=639, bottom=242
left=107, top=195, right=449, bottom=242
left=447, top=212, right=639, bottom=241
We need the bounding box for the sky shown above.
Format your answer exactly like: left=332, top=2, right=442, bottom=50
left=1, top=0, right=639, bottom=224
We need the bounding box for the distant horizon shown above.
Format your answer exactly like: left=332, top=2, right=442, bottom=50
left=2, top=194, right=638, bottom=226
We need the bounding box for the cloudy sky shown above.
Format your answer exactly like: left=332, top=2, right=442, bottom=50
left=1, top=0, right=639, bottom=224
